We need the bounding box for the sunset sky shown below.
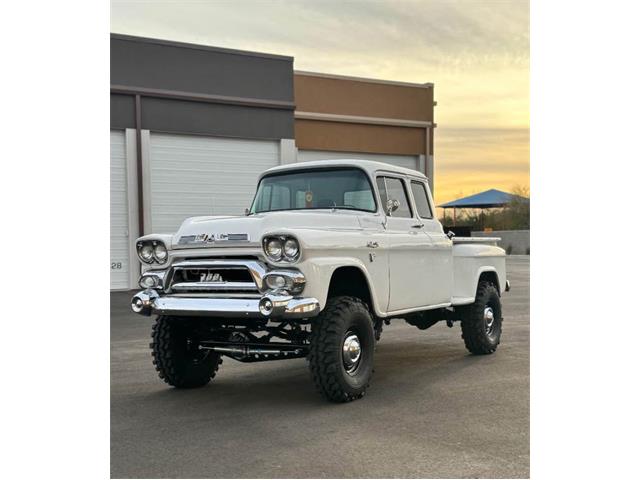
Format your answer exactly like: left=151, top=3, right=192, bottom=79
left=111, top=0, right=529, bottom=206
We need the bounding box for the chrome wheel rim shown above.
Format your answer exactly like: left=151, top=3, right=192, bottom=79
left=342, top=333, right=362, bottom=375
left=484, top=306, right=495, bottom=335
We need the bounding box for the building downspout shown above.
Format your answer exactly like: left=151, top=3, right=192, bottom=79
left=134, top=94, right=144, bottom=236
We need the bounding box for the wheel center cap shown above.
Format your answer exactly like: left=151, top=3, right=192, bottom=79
left=342, top=334, right=361, bottom=370
left=484, top=307, right=495, bottom=329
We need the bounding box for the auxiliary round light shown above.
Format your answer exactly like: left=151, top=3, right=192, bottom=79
left=140, top=275, right=157, bottom=289
left=153, top=243, right=168, bottom=263
left=266, top=238, right=283, bottom=260
left=283, top=238, right=299, bottom=260
left=266, top=275, right=287, bottom=290
left=139, top=244, right=154, bottom=263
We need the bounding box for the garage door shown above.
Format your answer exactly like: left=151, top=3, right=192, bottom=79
left=148, top=133, right=280, bottom=233
left=297, top=150, right=421, bottom=172
left=110, top=130, right=131, bottom=289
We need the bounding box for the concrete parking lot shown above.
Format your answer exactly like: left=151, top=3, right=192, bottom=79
left=111, top=256, right=529, bottom=478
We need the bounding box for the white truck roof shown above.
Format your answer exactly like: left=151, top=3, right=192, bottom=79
left=262, top=159, right=428, bottom=180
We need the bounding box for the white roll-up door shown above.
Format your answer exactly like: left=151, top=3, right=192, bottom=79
left=110, top=130, right=131, bottom=290
left=148, top=133, right=280, bottom=233
left=297, top=150, right=421, bottom=172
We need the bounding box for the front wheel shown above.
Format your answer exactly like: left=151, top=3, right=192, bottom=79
left=308, top=296, right=375, bottom=402
left=150, top=316, right=222, bottom=388
left=460, top=281, right=503, bottom=354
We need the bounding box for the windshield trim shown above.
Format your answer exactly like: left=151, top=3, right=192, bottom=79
left=250, top=166, right=379, bottom=214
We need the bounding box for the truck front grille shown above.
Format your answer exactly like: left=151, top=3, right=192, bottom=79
left=166, top=259, right=263, bottom=294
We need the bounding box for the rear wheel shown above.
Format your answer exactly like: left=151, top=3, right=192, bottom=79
left=150, top=316, right=222, bottom=388
left=460, top=281, right=503, bottom=354
left=308, top=296, right=375, bottom=402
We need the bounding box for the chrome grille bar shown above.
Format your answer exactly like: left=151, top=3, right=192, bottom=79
left=171, top=281, right=257, bottom=292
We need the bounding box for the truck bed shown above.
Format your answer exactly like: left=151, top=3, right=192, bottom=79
left=451, top=237, right=507, bottom=306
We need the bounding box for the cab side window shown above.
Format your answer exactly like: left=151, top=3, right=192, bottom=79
left=410, top=181, right=433, bottom=219
left=376, top=177, right=388, bottom=208
left=377, top=176, right=412, bottom=218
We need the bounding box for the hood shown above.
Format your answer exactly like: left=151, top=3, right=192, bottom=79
left=171, top=210, right=369, bottom=248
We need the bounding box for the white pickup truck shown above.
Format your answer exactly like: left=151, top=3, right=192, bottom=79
left=131, top=160, right=509, bottom=402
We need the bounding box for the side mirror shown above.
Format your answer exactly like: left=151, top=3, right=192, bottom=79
left=244, top=208, right=250, bottom=216
left=385, top=198, right=400, bottom=215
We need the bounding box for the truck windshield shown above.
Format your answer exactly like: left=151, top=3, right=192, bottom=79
left=251, top=168, right=376, bottom=213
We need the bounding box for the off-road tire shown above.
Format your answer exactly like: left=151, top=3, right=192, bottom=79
left=461, top=281, right=502, bottom=355
left=308, top=296, right=375, bottom=402
left=150, top=316, right=222, bottom=388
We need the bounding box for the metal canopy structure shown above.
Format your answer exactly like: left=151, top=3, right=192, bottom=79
left=438, top=189, right=526, bottom=209
left=438, top=189, right=528, bottom=226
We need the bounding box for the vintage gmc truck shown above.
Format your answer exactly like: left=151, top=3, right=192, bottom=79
left=131, top=160, right=509, bottom=402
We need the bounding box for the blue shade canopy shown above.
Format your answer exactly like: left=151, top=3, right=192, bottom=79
left=438, top=189, right=527, bottom=209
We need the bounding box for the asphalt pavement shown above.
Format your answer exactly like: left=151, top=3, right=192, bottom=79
left=111, top=256, right=529, bottom=478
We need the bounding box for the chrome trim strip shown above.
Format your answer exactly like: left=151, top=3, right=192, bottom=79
left=171, top=243, right=261, bottom=250
left=171, top=281, right=258, bottom=292
left=171, top=259, right=265, bottom=268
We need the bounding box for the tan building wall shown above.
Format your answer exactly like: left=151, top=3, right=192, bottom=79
left=295, top=119, right=426, bottom=156
left=294, top=73, right=434, bottom=122
left=294, top=71, right=434, bottom=160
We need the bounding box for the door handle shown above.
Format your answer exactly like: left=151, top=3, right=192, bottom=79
left=367, top=241, right=379, bottom=248
left=411, top=223, right=424, bottom=229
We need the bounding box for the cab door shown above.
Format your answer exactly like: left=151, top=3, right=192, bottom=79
left=377, top=175, right=434, bottom=312
left=408, top=179, right=453, bottom=305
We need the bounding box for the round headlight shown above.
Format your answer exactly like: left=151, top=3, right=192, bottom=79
left=283, top=238, right=299, bottom=260
left=153, top=243, right=168, bottom=263
left=139, top=243, right=154, bottom=263
left=266, top=238, right=283, bottom=260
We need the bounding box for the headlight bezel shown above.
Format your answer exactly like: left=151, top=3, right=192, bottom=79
left=137, top=240, right=168, bottom=265
left=262, top=235, right=301, bottom=263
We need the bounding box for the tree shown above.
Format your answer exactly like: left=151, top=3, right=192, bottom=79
left=505, top=185, right=530, bottom=230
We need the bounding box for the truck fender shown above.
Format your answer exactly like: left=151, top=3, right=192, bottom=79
left=299, top=257, right=385, bottom=316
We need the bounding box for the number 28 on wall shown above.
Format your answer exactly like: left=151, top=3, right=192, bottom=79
left=111, top=262, right=123, bottom=270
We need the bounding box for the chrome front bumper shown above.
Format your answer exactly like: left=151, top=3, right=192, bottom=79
left=131, top=290, right=320, bottom=319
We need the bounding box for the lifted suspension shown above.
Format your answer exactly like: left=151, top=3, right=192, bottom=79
left=199, top=340, right=308, bottom=362
left=194, top=320, right=311, bottom=363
